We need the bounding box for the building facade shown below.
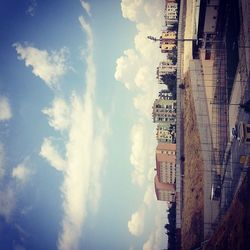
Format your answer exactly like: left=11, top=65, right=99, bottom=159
left=156, top=143, right=176, bottom=184
left=160, top=41, right=176, bottom=53
left=152, top=98, right=177, bottom=123
left=158, top=89, right=173, bottom=99
left=156, top=123, right=176, bottom=143
left=162, top=31, right=177, bottom=40
left=154, top=175, right=176, bottom=202
left=156, top=60, right=177, bottom=84
left=164, top=0, right=178, bottom=26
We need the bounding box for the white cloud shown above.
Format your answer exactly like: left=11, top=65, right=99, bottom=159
left=130, top=122, right=156, bottom=187
left=121, top=0, right=163, bottom=23
left=143, top=205, right=167, bottom=250
left=115, top=49, right=140, bottom=90
left=26, top=0, right=37, bottom=16
left=42, top=98, right=70, bottom=131
left=121, top=0, right=142, bottom=22
left=0, top=96, right=12, bottom=121
left=13, top=43, right=69, bottom=88
left=80, top=0, right=91, bottom=17
left=12, top=164, right=32, bottom=184
left=128, top=208, right=145, bottom=236
left=0, top=143, right=5, bottom=179
left=40, top=138, right=66, bottom=172
left=0, top=187, right=15, bottom=222
left=54, top=16, right=109, bottom=250
left=114, top=4, right=164, bottom=117
left=143, top=185, right=154, bottom=207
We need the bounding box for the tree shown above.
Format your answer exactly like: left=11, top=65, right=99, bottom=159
left=240, top=99, right=250, bottom=113
left=160, top=73, right=177, bottom=99
left=167, top=47, right=177, bottom=65
left=164, top=202, right=177, bottom=250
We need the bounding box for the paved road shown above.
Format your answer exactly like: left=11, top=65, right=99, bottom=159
left=219, top=0, right=250, bottom=227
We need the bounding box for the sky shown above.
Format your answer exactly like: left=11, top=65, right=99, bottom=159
left=0, top=0, right=168, bottom=249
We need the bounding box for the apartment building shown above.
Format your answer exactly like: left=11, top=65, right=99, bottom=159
left=156, top=143, right=176, bottom=184
left=156, top=123, right=176, bottom=143
left=154, top=175, right=176, bottom=202
left=152, top=98, right=177, bottom=123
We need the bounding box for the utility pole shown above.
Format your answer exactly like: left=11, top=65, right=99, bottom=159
left=147, top=35, right=198, bottom=43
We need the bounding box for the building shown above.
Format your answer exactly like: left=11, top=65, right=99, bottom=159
left=156, top=123, right=176, bottom=143
left=156, top=143, right=176, bottom=184
left=158, top=89, right=173, bottom=99
left=152, top=98, right=177, bottom=123
left=164, top=0, right=178, bottom=26
left=159, top=30, right=177, bottom=53
left=193, top=0, right=220, bottom=59
left=160, top=40, right=176, bottom=53
left=156, top=60, right=177, bottom=84
left=203, top=0, right=219, bottom=35
left=162, top=31, right=177, bottom=40
left=154, top=175, right=176, bottom=202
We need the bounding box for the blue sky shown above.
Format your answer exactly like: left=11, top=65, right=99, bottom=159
left=0, top=0, right=167, bottom=249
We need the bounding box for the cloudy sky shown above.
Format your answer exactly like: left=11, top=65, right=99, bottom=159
left=0, top=0, right=168, bottom=249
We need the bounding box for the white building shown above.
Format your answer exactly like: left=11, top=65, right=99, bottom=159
left=164, top=0, right=178, bottom=26
left=156, top=60, right=177, bottom=84
left=152, top=98, right=177, bottom=123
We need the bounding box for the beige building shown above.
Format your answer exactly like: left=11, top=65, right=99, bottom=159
left=160, top=41, right=176, bottom=53
left=162, top=31, right=177, bottom=40
left=156, top=143, right=176, bottom=184
left=156, top=123, right=176, bottom=143
left=164, top=0, right=178, bottom=26
left=156, top=60, right=177, bottom=84
left=152, top=98, right=177, bottom=123
left=154, top=175, right=176, bottom=202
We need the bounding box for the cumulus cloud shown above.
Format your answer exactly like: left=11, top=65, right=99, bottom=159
left=12, top=164, right=32, bottom=184
left=47, top=15, right=108, bottom=250
left=121, top=0, right=142, bottom=22
left=143, top=185, right=154, bottom=207
left=121, top=0, right=163, bottom=22
left=115, top=0, right=164, bottom=117
left=42, top=98, right=70, bottom=131
left=0, top=96, right=12, bottom=121
left=13, top=43, right=69, bottom=88
left=130, top=122, right=155, bottom=187
left=115, top=49, right=140, bottom=90
left=40, top=138, right=66, bottom=172
left=142, top=206, right=167, bottom=250
left=128, top=208, right=145, bottom=236
left=80, top=0, right=91, bottom=17
left=0, top=187, right=15, bottom=222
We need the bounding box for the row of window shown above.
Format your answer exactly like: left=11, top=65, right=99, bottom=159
left=157, top=117, right=176, bottom=122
